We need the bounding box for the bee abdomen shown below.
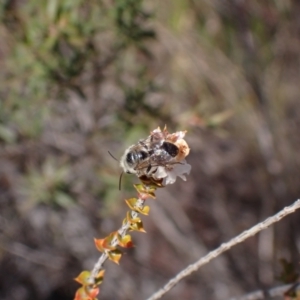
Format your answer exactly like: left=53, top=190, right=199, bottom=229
left=162, top=142, right=179, bottom=157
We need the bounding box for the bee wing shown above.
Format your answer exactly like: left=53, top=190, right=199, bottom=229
left=137, top=136, right=152, bottom=149
left=135, top=156, right=179, bottom=172
left=135, top=158, right=152, bottom=171
left=138, top=135, right=163, bottom=151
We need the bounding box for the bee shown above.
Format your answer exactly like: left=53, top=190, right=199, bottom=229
left=120, top=136, right=179, bottom=178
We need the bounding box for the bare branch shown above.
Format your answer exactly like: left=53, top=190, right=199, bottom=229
left=229, top=282, right=300, bottom=300
left=146, top=199, right=300, bottom=300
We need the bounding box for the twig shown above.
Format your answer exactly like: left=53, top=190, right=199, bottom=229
left=229, top=282, right=300, bottom=300
left=146, top=199, right=300, bottom=300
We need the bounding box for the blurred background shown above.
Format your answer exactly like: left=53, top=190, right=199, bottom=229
left=0, top=0, right=300, bottom=299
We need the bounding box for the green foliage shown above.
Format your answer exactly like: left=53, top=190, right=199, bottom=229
left=0, top=0, right=156, bottom=132
left=114, top=0, right=155, bottom=44
left=20, top=158, right=73, bottom=210
left=0, top=0, right=158, bottom=213
left=277, top=258, right=299, bottom=284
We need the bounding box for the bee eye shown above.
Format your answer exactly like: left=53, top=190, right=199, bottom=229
left=126, top=152, right=134, bottom=164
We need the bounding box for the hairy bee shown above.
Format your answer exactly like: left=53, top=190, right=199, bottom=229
left=120, top=136, right=179, bottom=177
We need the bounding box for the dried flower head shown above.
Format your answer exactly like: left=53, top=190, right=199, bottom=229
left=120, top=126, right=191, bottom=186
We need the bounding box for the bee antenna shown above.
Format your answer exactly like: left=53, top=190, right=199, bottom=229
left=119, top=171, right=124, bottom=191
left=108, top=151, right=119, bottom=162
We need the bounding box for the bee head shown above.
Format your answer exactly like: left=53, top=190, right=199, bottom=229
left=120, top=148, right=137, bottom=175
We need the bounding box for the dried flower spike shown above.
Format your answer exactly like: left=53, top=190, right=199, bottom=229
left=74, top=126, right=191, bottom=300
